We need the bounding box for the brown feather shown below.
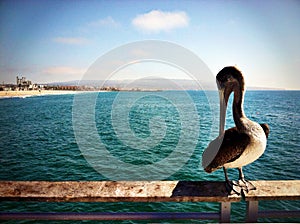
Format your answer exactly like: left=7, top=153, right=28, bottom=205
left=260, top=123, right=270, bottom=138
left=204, top=127, right=250, bottom=173
left=204, top=123, right=269, bottom=173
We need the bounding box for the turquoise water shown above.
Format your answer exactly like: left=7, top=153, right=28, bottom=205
left=0, top=91, right=299, bottom=222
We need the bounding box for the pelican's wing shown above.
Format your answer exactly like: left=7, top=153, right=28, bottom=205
left=203, top=127, right=250, bottom=173
left=260, top=123, right=270, bottom=138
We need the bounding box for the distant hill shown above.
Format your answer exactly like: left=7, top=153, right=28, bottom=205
left=48, top=79, right=285, bottom=91
left=246, top=86, right=285, bottom=90
left=49, top=79, right=214, bottom=90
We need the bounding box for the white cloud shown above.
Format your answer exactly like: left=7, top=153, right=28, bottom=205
left=132, top=10, right=189, bottom=33
left=88, top=16, right=120, bottom=27
left=53, top=37, right=89, bottom=45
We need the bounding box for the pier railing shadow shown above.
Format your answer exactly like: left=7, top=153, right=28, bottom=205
left=171, top=181, right=229, bottom=198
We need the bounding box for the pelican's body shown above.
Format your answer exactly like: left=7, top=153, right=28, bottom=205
left=226, top=122, right=266, bottom=169
left=202, top=66, right=269, bottom=194
left=205, top=122, right=266, bottom=173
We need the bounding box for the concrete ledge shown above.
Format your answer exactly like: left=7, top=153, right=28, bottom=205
left=244, top=180, right=300, bottom=201
left=1, top=180, right=300, bottom=203
left=0, top=181, right=240, bottom=202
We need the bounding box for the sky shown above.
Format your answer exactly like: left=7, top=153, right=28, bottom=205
left=0, top=0, right=299, bottom=89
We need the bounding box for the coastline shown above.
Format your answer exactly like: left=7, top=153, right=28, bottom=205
left=0, top=90, right=79, bottom=99
left=1, top=89, right=296, bottom=99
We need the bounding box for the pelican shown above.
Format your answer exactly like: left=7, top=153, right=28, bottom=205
left=202, top=66, right=270, bottom=195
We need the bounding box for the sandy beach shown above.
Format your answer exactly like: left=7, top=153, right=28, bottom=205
left=0, top=90, right=78, bottom=99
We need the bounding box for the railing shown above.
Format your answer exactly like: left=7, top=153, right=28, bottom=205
left=0, top=180, right=299, bottom=222
left=244, top=180, right=300, bottom=222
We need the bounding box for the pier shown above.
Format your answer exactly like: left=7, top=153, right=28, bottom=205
left=0, top=180, right=299, bottom=222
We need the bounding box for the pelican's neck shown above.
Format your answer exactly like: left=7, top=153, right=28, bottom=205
left=232, top=86, right=248, bottom=131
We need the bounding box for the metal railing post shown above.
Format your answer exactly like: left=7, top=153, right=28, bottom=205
left=220, top=202, right=231, bottom=223
left=246, top=200, right=258, bottom=222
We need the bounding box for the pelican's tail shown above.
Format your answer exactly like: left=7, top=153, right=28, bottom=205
left=204, top=166, right=213, bottom=173
left=204, top=164, right=219, bottom=173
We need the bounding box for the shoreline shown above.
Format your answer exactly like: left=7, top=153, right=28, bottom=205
left=1, top=89, right=297, bottom=99
left=0, top=90, right=80, bottom=99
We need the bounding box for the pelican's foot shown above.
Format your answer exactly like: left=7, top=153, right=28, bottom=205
left=237, top=179, right=256, bottom=193
left=225, top=180, right=241, bottom=195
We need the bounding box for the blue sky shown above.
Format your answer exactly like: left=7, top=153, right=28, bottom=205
left=0, top=0, right=299, bottom=89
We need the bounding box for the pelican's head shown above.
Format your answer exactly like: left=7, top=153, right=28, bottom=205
left=216, top=66, right=245, bottom=100
left=216, top=66, right=245, bottom=135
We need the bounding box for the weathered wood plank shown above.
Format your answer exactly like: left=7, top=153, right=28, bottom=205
left=0, top=181, right=240, bottom=202
left=1, top=180, right=299, bottom=203
left=244, top=180, right=300, bottom=201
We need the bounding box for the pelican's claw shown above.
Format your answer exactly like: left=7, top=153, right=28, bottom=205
left=225, top=179, right=256, bottom=195
left=238, top=179, right=256, bottom=193
left=225, top=180, right=241, bottom=195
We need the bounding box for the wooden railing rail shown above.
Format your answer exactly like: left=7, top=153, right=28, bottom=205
left=0, top=180, right=299, bottom=222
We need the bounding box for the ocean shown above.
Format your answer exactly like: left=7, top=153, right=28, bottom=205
left=0, top=90, right=299, bottom=223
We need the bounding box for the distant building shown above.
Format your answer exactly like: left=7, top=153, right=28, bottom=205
left=16, top=76, right=32, bottom=90
left=0, top=84, right=15, bottom=91
left=0, top=76, right=46, bottom=91
left=56, top=85, right=78, bottom=90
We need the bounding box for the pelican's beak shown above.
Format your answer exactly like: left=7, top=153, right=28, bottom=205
left=219, top=88, right=227, bottom=136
